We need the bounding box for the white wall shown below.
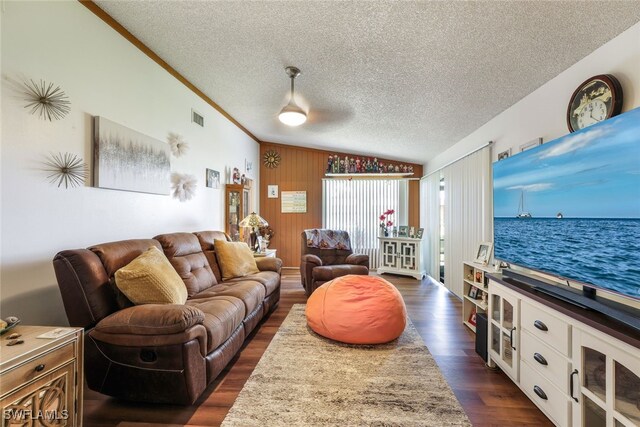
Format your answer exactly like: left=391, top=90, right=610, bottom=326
left=425, top=22, right=640, bottom=173
left=0, top=1, right=260, bottom=325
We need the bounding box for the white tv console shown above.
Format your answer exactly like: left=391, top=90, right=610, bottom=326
left=487, top=274, right=640, bottom=427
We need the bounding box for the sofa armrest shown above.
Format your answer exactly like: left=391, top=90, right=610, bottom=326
left=301, top=254, right=322, bottom=267
left=255, top=256, right=282, bottom=274
left=94, top=304, right=204, bottom=335
left=346, top=254, right=370, bottom=267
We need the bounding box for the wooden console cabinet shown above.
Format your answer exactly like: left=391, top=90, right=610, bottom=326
left=0, top=326, right=84, bottom=426
left=488, top=276, right=640, bottom=427
left=377, top=236, right=425, bottom=280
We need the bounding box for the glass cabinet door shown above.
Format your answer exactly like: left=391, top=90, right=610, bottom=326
left=488, top=284, right=519, bottom=381
left=573, top=330, right=640, bottom=427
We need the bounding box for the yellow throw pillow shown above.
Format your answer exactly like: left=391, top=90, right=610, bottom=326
left=214, top=239, right=260, bottom=280
left=115, top=246, right=188, bottom=305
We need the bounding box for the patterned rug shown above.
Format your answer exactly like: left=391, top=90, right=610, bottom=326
left=222, top=305, right=470, bottom=426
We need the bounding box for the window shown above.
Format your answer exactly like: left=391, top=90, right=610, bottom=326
left=323, top=179, right=407, bottom=268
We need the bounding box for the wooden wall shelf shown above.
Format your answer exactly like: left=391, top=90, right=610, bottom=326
left=324, top=173, right=413, bottom=178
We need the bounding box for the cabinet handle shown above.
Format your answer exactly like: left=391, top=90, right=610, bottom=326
left=570, top=369, right=579, bottom=402
left=34, top=364, right=45, bottom=372
left=533, top=385, right=548, bottom=400
left=534, top=320, right=548, bottom=331
left=533, top=352, right=548, bottom=366
left=509, top=327, right=516, bottom=350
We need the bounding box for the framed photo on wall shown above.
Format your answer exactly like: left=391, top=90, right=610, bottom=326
left=520, top=137, right=543, bottom=152
left=497, top=148, right=511, bottom=161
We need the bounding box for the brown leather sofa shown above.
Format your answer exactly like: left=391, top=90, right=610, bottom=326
left=53, top=231, right=280, bottom=405
left=300, top=230, right=369, bottom=296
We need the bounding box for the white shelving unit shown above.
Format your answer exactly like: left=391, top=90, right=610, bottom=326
left=462, top=262, right=494, bottom=333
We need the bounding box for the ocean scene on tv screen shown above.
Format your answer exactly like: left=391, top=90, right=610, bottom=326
left=493, top=107, right=640, bottom=299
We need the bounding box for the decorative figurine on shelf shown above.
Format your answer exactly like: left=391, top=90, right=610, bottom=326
left=344, top=156, right=349, bottom=172
left=355, top=157, right=361, bottom=173
left=373, top=158, right=379, bottom=172
left=232, top=168, right=241, bottom=184
left=332, top=155, right=339, bottom=173
left=241, top=174, right=246, bottom=185
left=365, top=158, right=372, bottom=172
left=349, top=158, right=355, bottom=173
left=378, top=161, right=384, bottom=172
left=408, top=165, right=414, bottom=173
left=387, top=164, right=394, bottom=173
left=394, top=165, right=400, bottom=173
left=327, top=156, right=333, bottom=173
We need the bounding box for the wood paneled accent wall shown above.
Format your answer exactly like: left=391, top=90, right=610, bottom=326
left=259, top=142, right=423, bottom=267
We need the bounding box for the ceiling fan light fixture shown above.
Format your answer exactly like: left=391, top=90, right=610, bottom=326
left=279, top=102, right=307, bottom=126
left=278, top=66, right=307, bottom=127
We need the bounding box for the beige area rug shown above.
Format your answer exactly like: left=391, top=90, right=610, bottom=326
left=222, top=304, right=471, bottom=426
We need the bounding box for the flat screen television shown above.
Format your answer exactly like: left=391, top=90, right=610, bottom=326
left=493, top=106, right=640, bottom=305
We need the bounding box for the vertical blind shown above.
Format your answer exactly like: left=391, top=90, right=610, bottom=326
left=442, top=146, right=492, bottom=298
left=421, top=172, right=441, bottom=281
left=323, top=179, right=404, bottom=268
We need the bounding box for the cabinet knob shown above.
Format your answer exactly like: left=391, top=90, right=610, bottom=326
left=34, top=364, right=45, bottom=372
left=533, top=352, right=548, bottom=366
left=533, top=385, right=548, bottom=400
left=534, top=320, right=548, bottom=331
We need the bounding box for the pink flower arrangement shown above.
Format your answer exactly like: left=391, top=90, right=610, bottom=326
left=379, top=209, right=395, bottom=235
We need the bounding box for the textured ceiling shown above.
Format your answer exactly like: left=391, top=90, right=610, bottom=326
left=94, top=1, right=640, bottom=163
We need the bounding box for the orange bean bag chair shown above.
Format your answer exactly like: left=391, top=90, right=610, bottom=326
left=305, top=275, right=407, bottom=344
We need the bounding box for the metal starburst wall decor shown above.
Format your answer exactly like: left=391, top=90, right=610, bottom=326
left=43, top=152, right=88, bottom=189
left=23, top=79, right=71, bottom=121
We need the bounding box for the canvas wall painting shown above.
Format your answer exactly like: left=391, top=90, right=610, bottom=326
left=94, top=117, right=170, bottom=195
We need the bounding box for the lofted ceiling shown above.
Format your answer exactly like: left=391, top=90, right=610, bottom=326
left=94, top=1, right=640, bottom=164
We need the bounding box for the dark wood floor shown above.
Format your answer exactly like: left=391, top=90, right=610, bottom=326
left=84, top=271, right=552, bottom=427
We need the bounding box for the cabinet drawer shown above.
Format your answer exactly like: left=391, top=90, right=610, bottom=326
left=521, top=360, right=571, bottom=427
left=521, top=300, right=570, bottom=356
left=0, top=341, right=75, bottom=396
left=521, top=329, right=571, bottom=393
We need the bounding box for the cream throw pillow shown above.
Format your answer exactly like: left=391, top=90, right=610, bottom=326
left=214, top=239, right=260, bottom=280
left=115, top=246, right=188, bottom=305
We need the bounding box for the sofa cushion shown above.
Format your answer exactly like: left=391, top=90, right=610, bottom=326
left=155, top=233, right=217, bottom=297
left=193, top=231, right=229, bottom=283
left=214, top=239, right=259, bottom=280
left=190, top=281, right=266, bottom=315
left=91, top=239, right=162, bottom=277
left=186, top=296, right=245, bottom=353
left=94, top=304, right=204, bottom=335
left=114, top=247, right=188, bottom=305
left=226, top=271, right=280, bottom=296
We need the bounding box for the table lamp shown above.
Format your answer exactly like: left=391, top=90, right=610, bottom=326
left=238, top=212, right=268, bottom=252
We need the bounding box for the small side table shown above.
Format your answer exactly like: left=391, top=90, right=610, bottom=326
left=253, top=249, right=277, bottom=258
left=0, top=325, right=84, bottom=426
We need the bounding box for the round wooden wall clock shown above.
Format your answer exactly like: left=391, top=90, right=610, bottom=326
left=567, top=74, right=622, bottom=132
left=263, top=149, right=281, bottom=168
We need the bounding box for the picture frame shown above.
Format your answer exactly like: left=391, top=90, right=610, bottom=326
left=205, top=168, right=220, bottom=189
left=474, top=242, right=493, bottom=265
left=267, top=185, right=278, bottom=198
left=497, top=148, right=511, bottom=161
left=398, top=226, right=409, bottom=237
left=416, top=228, right=424, bottom=239
left=475, top=271, right=483, bottom=283
left=468, top=309, right=477, bottom=326
left=468, top=287, right=478, bottom=299
left=520, top=137, right=543, bottom=152
left=409, top=226, right=415, bottom=238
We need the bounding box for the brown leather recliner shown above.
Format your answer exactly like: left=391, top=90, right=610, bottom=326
left=300, top=229, right=369, bottom=296
left=53, top=230, right=281, bottom=405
